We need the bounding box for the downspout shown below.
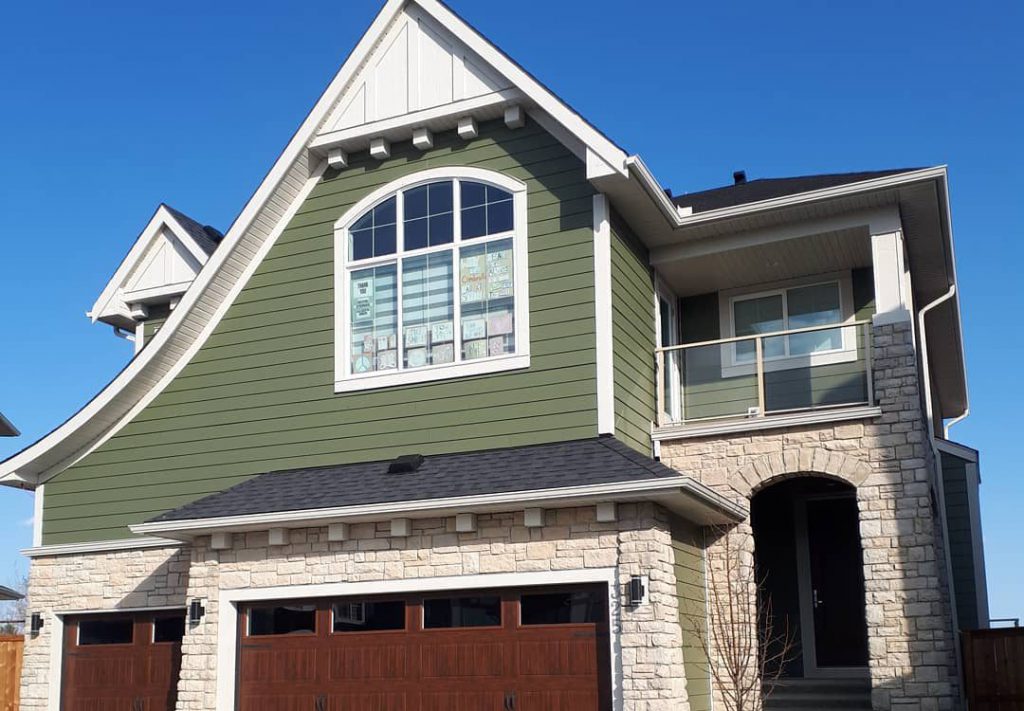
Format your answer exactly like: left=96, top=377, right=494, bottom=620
left=944, top=408, right=970, bottom=439
left=916, top=284, right=963, bottom=687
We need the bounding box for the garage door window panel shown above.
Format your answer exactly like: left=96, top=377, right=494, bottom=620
left=77, top=617, right=135, bottom=646
left=248, top=604, right=317, bottom=636
left=520, top=590, right=604, bottom=626
left=423, top=595, right=502, bottom=628
left=332, top=599, right=407, bottom=632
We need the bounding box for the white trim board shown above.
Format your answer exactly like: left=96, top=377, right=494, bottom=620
left=22, top=536, right=183, bottom=559
left=653, top=405, right=883, bottom=441
left=132, top=477, right=746, bottom=538
left=215, top=568, right=622, bottom=711
left=593, top=194, right=615, bottom=434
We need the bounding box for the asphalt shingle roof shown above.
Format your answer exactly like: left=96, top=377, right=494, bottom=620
left=163, top=204, right=223, bottom=255
left=672, top=169, right=921, bottom=214
left=149, top=437, right=684, bottom=523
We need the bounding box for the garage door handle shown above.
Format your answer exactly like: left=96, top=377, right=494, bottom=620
left=315, top=694, right=326, bottom=711
left=504, top=691, right=516, bottom=711
left=132, top=699, right=144, bottom=711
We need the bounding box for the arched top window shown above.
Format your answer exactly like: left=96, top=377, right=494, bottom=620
left=335, top=169, right=530, bottom=391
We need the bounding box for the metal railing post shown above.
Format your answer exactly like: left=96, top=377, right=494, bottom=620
left=755, top=336, right=766, bottom=417
left=865, top=322, right=875, bottom=406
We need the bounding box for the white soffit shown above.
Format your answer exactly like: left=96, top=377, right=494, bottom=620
left=88, top=205, right=213, bottom=329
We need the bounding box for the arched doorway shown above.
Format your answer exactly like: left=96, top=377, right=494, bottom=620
left=752, top=476, right=869, bottom=678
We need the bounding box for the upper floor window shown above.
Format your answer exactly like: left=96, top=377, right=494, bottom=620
left=335, top=168, right=530, bottom=391
left=720, top=273, right=857, bottom=375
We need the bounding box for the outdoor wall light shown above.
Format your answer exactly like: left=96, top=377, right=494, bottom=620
left=189, top=598, right=206, bottom=625
left=627, top=576, right=648, bottom=607
left=29, top=613, right=44, bottom=635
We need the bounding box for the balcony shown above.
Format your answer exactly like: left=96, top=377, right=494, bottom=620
left=655, top=321, right=877, bottom=436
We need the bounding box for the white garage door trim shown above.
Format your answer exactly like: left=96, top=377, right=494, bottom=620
left=215, top=568, right=622, bottom=711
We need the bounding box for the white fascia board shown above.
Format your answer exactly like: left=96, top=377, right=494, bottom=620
left=935, top=438, right=979, bottom=464
left=671, top=166, right=950, bottom=228
left=130, top=477, right=746, bottom=538
left=21, top=535, right=183, bottom=559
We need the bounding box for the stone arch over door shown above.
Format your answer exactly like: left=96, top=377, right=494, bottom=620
left=728, top=447, right=872, bottom=501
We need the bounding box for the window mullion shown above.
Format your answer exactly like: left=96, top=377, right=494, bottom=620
left=396, top=257, right=405, bottom=372
left=453, top=181, right=463, bottom=364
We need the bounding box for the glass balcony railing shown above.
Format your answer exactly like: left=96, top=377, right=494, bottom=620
left=655, top=321, right=874, bottom=427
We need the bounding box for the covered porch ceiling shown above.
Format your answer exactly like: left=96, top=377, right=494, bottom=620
left=655, top=225, right=872, bottom=298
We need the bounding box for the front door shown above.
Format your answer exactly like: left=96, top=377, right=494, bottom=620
left=800, top=496, right=869, bottom=672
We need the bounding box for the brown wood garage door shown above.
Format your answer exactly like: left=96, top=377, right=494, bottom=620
left=62, top=611, right=186, bottom=711
left=238, top=585, right=611, bottom=711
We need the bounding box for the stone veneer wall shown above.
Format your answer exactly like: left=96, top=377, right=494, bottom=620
left=173, top=503, right=689, bottom=711
left=660, top=322, right=962, bottom=711
left=19, top=546, right=191, bottom=710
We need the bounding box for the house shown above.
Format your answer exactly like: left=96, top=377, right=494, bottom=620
left=0, top=1, right=987, bottom=710
left=0, top=586, right=22, bottom=602
left=0, top=414, right=18, bottom=437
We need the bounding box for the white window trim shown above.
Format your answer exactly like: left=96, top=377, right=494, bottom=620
left=334, top=167, right=530, bottom=392
left=718, top=271, right=857, bottom=378
left=654, top=273, right=681, bottom=423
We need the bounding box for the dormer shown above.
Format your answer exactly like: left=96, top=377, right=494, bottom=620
left=87, top=204, right=221, bottom=351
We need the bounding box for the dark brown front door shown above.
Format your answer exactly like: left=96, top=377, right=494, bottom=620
left=62, top=612, right=185, bottom=711
left=237, top=586, right=611, bottom=711
left=806, top=497, right=869, bottom=668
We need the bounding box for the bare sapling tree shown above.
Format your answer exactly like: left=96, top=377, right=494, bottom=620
left=685, top=526, right=797, bottom=711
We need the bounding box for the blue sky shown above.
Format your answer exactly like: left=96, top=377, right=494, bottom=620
left=0, top=0, right=1021, bottom=618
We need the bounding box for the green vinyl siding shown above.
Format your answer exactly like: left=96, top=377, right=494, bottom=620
left=941, top=451, right=981, bottom=630
left=42, top=119, right=598, bottom=544
left=671, top=518, right=710, bottom=711
left=677, top=268, right=876, bottom=421
left=610, top=212, right=656, bottom=453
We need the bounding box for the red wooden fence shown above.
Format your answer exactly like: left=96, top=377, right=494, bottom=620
left=963, top=628, right=1024, bottom=711
left=0, top=636, right=22, bottom=711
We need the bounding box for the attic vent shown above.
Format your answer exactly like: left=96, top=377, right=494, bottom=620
left=733, top=170, right=747, bottom=185
left=388, top=454, right=424, bottom=474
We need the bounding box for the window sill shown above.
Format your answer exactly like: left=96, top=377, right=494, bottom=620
left=334, top=353, right=530, bottom=392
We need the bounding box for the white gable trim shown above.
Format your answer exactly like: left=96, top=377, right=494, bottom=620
left=88, top=205, right=213, bottom=328
left=0, top=0, right=638, bottom=490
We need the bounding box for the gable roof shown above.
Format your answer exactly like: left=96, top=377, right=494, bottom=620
left=87, top=204, right=221, bottom=330
left=0, top=0, right=640, bottom=492
left=673, top=169, right=921, bottom=214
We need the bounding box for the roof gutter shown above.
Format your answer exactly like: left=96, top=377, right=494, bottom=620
left=130, top=477, right=748, bottom=540
left=667, top=166, right=950, bottom=228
